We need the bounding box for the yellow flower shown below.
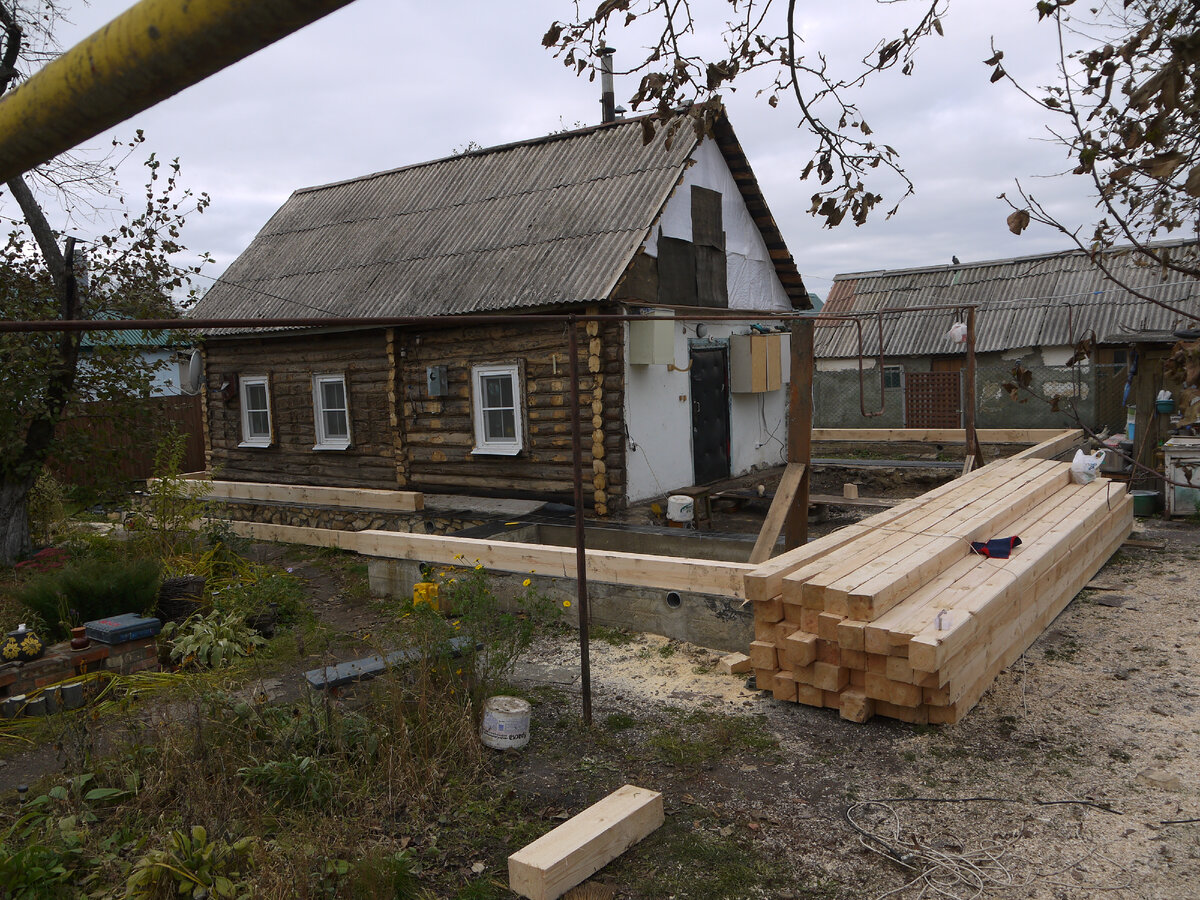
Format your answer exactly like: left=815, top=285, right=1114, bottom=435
left=522, top=579, right=531, bottom=587
left=563, top=600, right=572, bottom=608
left=474, top=564, right=484, bottom=571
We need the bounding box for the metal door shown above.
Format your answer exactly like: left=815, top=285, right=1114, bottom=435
left=690, top=347, right=731, bottom=485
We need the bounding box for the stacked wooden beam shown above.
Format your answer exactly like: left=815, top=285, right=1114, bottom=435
left=744, top=457, right=1132, bottom=724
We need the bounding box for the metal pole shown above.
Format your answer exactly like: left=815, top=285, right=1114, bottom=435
left=566, top=316, right=592, bottom=726
left=784, top=317, right=814, bottom=550
left=964, top=307, right=983, bottom=470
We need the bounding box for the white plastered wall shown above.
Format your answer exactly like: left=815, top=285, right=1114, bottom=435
left=623, top=137, right=794, bottom=503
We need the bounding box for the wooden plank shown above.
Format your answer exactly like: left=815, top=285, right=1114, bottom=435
left=1009, top=428, right=1084, bottom=461
left=193, top=478, right=424, bottom=512
left=223, top=522, right=753, bottom=598
left=811, top=428, right=1070, bottom=444
left=508, top=784, right=664, bottom=900
left=808, top=460, right=1066, bottom=617
left=749, top=462, right=806, bottom=564
left=741, top=457, right=1035, bottom=602
left=717, top=652, right=752, bottom=675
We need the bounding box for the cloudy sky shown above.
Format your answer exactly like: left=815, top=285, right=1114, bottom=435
left=7, top=0, right=1097, bottom=302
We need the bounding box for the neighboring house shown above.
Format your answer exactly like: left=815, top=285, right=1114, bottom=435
left=814, top=241, right=1200, bottom=433
left=189, top=111, right=808, bottom=511
left=79, top=322, right=193, bottom=398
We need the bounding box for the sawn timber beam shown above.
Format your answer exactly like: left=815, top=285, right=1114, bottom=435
left=224, top=521, right=753, bottom=599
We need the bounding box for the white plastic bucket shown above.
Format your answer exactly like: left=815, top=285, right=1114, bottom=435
left=480, top=695, right=531, bottom=750
left=666, top=494, right=694, bottom=524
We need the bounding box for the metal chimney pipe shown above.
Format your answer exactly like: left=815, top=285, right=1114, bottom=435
left=599, top=45, right=616, bottom=124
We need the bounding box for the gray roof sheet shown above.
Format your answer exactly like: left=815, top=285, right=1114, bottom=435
left=815, top=242, right=1200, bottom=357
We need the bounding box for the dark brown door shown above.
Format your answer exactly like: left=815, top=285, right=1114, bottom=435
left=904, top=371, right=962, bottom=428
left=690, top=347, right=731, bottom=485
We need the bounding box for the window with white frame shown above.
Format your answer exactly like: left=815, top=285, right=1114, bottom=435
left=883, top=365, right=903, bottom=390
left=312, top=374, right=351, bottom=450
left=239, top=376, right=272, bottom=447
left=471, top=363, right=523, bottom=455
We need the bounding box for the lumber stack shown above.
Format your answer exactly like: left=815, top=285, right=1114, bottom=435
left=744, top=457, right=1132, bottom=724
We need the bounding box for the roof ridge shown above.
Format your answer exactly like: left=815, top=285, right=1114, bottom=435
left=289, top=111, right=682, bottom=198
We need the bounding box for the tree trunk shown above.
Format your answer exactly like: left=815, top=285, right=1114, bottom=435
left=0, top=476, right=35, bottom=564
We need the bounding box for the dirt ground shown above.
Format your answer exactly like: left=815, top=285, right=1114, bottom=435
left=501, top=512, right=1200, bottom=899
left=2, top=468, right=1197, bottom=898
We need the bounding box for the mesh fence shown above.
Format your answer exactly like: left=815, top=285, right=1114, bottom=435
left=813, top=359, right=1129, bottom=434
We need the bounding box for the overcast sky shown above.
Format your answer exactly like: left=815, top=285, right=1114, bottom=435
left=6, top=0, right=1098, bottom=302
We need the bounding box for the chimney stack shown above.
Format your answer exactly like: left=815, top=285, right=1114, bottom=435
left=599, top=44, right=616, bottom=124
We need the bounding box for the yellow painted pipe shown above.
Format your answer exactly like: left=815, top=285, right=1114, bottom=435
left=0, top=0, right=358, bottom=183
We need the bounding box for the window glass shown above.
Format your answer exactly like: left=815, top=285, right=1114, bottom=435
left=313, top=375, right=350, bottom=448
left=472, top=365, right=522, bottom=453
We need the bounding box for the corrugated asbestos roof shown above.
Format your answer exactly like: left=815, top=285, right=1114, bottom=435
left=815, top=241, right=1200, bottom=357
left=191, top=112, right=807, bottom=334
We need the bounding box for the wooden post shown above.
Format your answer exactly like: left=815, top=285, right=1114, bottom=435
left=785, top=317, right=814, bottom=550
left=1132, top=343, right=1161, bottom=488
left=963, top=306, right=984, bottom=471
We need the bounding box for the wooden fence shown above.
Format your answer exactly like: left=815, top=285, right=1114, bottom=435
left=52, top=395, right=204, bottom=486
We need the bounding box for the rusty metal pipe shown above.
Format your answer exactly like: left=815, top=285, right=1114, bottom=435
left=566, top=316, right=592, bottom=727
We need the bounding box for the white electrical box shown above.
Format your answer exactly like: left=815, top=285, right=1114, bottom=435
left=629, top=314, right=675, bottom=365
left=730, top=333, right=783, bottom=393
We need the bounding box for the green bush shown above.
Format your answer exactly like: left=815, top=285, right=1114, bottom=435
left=162, top=611, right=265, bottom=668
left=15, top=554, right=161, bottom=640
left=213, top=572, right=307, bottom=626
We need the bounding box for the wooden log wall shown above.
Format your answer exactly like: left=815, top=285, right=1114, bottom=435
left=399, top=315, right=626, bottom=510
left=204, top=330, right=397, bottom=489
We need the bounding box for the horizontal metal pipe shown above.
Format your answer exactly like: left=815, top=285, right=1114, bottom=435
left=0, top=0, right=357, bottom=182
left=0, top=303, right=981, bottom=334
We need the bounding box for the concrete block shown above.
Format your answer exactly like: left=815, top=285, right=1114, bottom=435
left=41, top=686, right=59, bottom=715
left=24, top=696, right=46, bottom=716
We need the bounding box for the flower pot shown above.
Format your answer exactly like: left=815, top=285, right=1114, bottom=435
left=1, top=626, right=45, bottom=663
left=70, top=626, right=90, bottom=651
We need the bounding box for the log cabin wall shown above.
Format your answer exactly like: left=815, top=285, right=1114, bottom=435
left=399, top=316, right=626, bottom=510
left=204, top=330, right=397, bottom=489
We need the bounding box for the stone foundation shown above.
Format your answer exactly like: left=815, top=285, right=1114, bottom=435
left=207, top=498, right=485, bottom=535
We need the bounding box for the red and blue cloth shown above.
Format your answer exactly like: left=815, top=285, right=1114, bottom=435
left=970, top=536, right=1022, bottom=559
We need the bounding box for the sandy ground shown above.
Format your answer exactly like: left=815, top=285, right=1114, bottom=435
left=515, top=515, right=1200, bottom=899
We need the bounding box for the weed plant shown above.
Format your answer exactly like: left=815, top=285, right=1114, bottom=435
left=15, top=552, right=160, bottom=639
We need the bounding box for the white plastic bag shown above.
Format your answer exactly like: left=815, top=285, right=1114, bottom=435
left=946, top=322, right=968, bottom=343
left=1070, top=449, right=1106, bottom=484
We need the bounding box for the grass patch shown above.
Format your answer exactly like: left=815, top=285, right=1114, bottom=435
left=649, top=709, right=778, bottom=773
left=589, top=625, right=635, bottom=646
left=606, top=814, right=787, bottom=899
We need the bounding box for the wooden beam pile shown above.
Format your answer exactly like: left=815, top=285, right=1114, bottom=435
left=744, top=457, right=1132, bottom=724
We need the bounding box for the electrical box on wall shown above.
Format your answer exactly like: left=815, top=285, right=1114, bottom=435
left=426, top=365, right=448, bottom=397
left=629, top=313, right=675, bottom=365
left=730, top=333, right=783, bottom=393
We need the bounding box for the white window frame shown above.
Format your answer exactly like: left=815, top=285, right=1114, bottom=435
left=238, top=375, right=273, bottom=448
left=883, top=365, right=903, bottom=390
left=312, top=373, right=352, bottom=450
left=471, top=363, right=524, bottom=456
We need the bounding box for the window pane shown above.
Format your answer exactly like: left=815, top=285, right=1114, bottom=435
left=321, top=380, right=345, bottom=411
left=245, top=383, right=267, bottom=411
left=248, top=410, right=270, bottom=436
left=483, top=374, right=513, bottom=409
left=485, top=409, right=516, bottom=441
left=324, top=410, right=349, bottom=439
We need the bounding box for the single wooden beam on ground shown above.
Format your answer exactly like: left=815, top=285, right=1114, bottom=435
left=222, top=521, right=753, bottom=598
left=508, top=784, right=664, bottom=900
